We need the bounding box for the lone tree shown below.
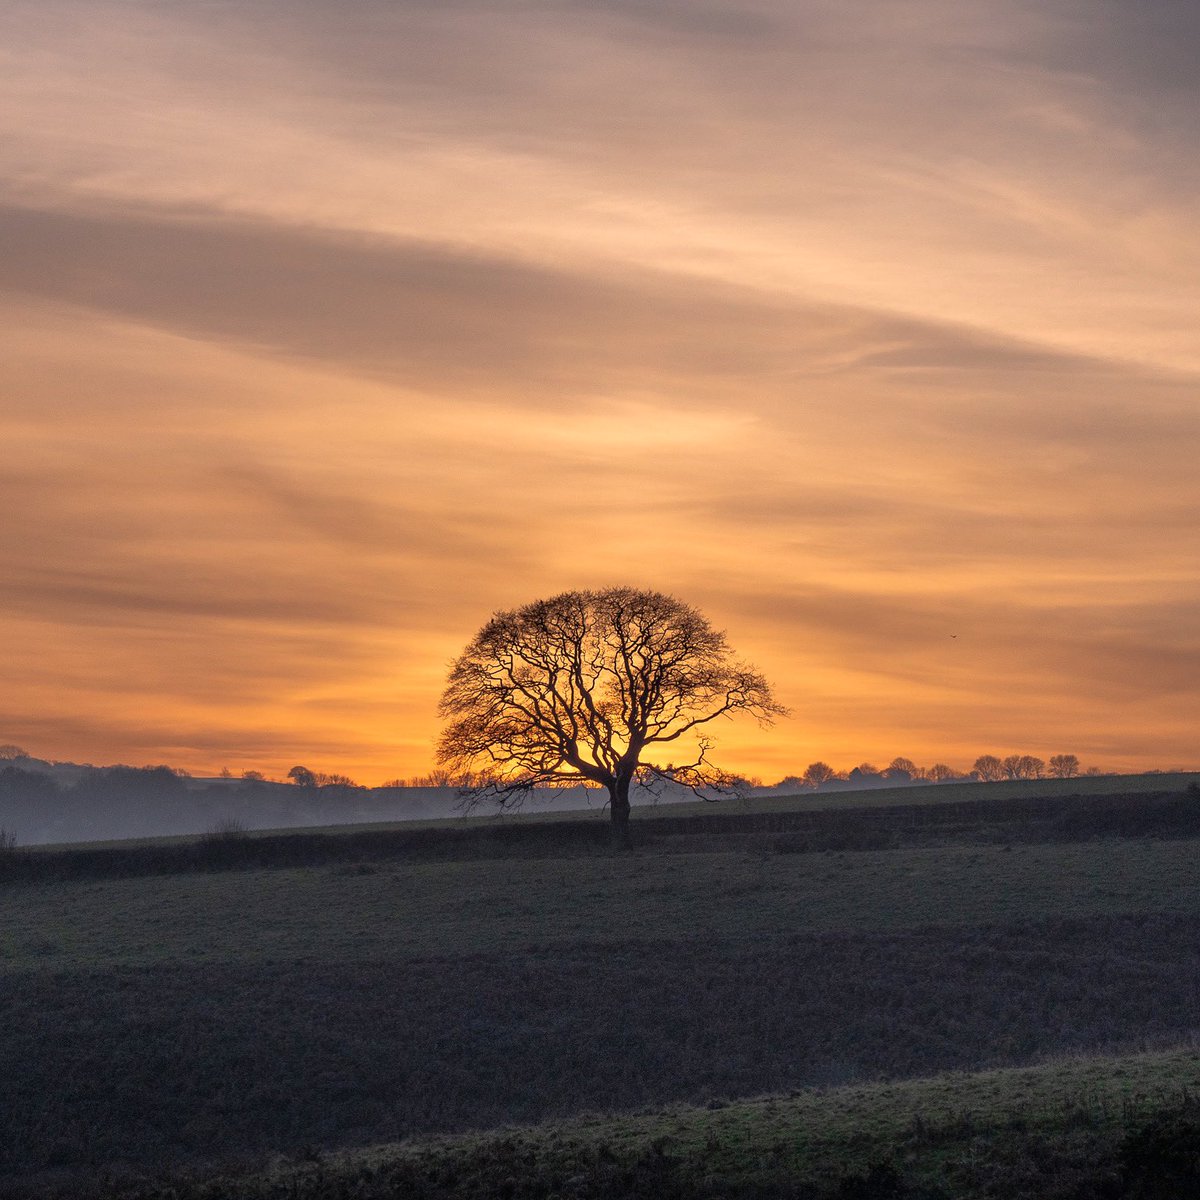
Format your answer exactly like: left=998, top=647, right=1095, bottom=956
left=437, top=587, right=785, bottom=843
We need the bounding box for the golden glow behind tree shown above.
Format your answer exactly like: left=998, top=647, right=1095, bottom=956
left=437, top=588, right=785, bottom=841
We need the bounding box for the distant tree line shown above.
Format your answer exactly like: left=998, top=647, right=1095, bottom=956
left=768, top=752, right=1095, bottom=792
left=1, top=743, right=1178, bottom=849
left=0, top=743, right=1122, bottom=802
left=0, top=757, right=380, bottom=846
left=381, top=769, right=567, bottom=789
left=284, top=765, right=360, bottom=789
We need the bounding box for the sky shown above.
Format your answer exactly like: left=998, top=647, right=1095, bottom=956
left=2, top=0, right=1198, bottom=784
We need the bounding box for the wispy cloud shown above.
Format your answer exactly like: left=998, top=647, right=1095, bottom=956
left=2, top=0, right=1197, bottom=778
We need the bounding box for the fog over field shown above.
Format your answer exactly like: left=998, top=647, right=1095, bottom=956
left=6, top=744, right=1188, bottom=847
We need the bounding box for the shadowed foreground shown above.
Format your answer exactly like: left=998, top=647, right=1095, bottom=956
left=3, top=787, right=1199, bottom=1195
left=4, top=912, right=1199, bottom=1184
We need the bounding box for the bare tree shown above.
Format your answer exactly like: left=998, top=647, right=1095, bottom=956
left=1048, top=753, right=1080, bottom=779
left=437, top=587, right=785, bottom=844
left=884, top=756, right=921, bottom=782
left=1019, top=754, right=1045, bottom=780
left=848, top=762, right=881, bottom=781
left=802, top=761, right=836, bottom=788
left=973, top=754, right=1004, bottom=782
left=316, top=773, right=359, bottom=789
left=1001, top=754, right=1025, bottom=780
left=382, top=769, right=479, bottom=788
left=926, top=763, right=958, bottom=783
left=999, top=754, right=1045, bottom=780
left=0, top=745, right=28, bottom=760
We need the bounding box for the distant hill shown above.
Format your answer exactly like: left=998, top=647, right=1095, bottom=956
left=2, top=749, right=1196, bottom=847
left=0, top=762, right=618, bottom=845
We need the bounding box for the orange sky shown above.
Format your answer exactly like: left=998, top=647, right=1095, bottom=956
left=2, top=0, right=1198, bottom=783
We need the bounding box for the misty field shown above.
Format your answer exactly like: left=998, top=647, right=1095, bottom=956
left=3, top=787, right=1200, bottom=1196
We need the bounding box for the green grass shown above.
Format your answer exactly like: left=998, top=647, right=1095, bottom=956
left=318, top=1045, right=1200, bottom=1188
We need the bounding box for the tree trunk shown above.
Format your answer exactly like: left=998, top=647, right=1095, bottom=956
left=608, top=773, right=632, bottom=850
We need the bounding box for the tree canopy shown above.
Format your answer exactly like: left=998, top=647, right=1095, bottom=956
left=437, top=587, right=785, bottom=841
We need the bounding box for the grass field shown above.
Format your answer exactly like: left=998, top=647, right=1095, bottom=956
left=5, top=838, right=1200, bottom=967
left=3, top=782, right=1199, bottom=1196
left=154, top=1046, right=1200, bottom=1199
left=655, top=770, right=1200, bottom=818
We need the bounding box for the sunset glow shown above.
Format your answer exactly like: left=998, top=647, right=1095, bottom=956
left=3, top=0, right=1198, bottom=782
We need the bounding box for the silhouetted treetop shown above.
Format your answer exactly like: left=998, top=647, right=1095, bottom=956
left=884, top=756, right=921, bottom=782
left=437, top=587, right=785, bottom=842
left=802, top=761, right=836, bottom=787
left=974, top=754, right=1004, bottom=782
left=1049, top=753, right=1081, bottom=779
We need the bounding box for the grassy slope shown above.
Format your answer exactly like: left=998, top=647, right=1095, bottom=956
left=653, top=771, right=1200, bottom=819
left=231, top=1047, right=1200, bottom=1199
